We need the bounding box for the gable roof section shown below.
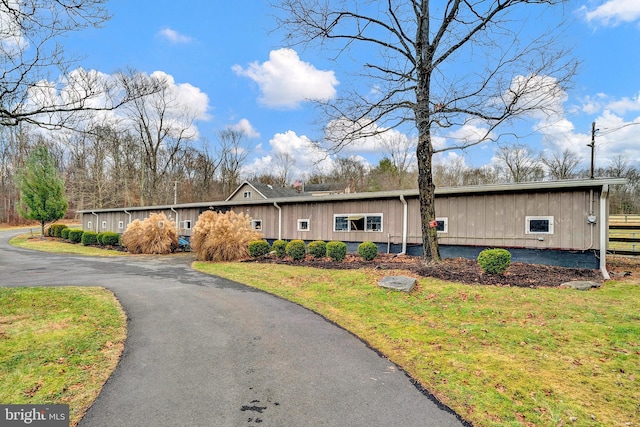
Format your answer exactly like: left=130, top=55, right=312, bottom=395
left=225, top=181, right=305, bottom=201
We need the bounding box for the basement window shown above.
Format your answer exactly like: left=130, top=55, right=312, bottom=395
left=118, top=220, right=124, bottom=230
left=436, top=217, right=448, bottom=233
left=101, top=221, right=107, bottom=229
left=251, top=219, right=262, bottom=231
left=525, top=216, right=554, bottom=234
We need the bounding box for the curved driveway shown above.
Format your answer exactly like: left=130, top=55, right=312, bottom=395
left=0, top=230, right=466, bottom=427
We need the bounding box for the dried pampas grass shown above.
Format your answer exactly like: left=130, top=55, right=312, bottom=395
left=122, top=212, right=178, bottom=254
left=191, top=210, right=263, bottom=261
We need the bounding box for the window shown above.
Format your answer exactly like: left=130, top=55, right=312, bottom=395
left=251, top=219, right=262, bottom=231
left=435, top=217, right=448, bottom=233
left=297, top=219, right=310, bottom=231
left=87, top=221, right=92, bottom=229
left=243, top=191, right=252, bottom=199
left=333, top=214, right=383, bottom=232
left=118, top=220, right=124, bottom=230
left=183, top=220, right=192, bottom=230
left=366, top=216, right=382, bottom=231
left=101, top=221, right=107, bottom=229
left=525, top=216, right=554, bottom=234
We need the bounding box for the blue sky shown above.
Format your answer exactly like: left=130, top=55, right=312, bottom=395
left=60, top=0, right=640, bottom=180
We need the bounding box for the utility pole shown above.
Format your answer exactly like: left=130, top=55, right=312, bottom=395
left=173, top=181, right=178, bottom=205
left=588, top=122, right=597, bottom=179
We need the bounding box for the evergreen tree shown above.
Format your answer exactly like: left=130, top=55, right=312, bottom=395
left=17, top=145, right=68, bottom=238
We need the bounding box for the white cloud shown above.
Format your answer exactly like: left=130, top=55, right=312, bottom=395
left=242, top=130, right=334, bottom=180
left=232, top=48, right=339, bottom=109
left=605, top=92, right=640, bottom=115
left=443, top=124, right=495, bottom=151
left=157, top=28, right=193, bottom=44
left=590, top=110, right=640, bottom=166
left=229, top=118, right=260, bottom=138
left=150, top=71, right=210, bottom=121
left=581, top=0, right=640, bottom=26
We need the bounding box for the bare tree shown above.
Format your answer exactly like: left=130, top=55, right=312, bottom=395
left=0, top=1, right=158, bottom=129
left=333, top=156, right=368, bottom=192
left=276, top=0, right=576, bottom=262
left=541, top=149, right=581, bottom=180
left=0, top=124, right=33, bottom=222
left=218, top=128, right=250, bottom=196
left=378, top=134, right=417, bottom=188
left=119, top=72, right=198, bottom=205
left=273, top=152, right=296, bottom=187
left=495, top=143, right=544, bottom=183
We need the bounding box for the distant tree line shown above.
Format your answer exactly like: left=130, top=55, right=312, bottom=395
left=1, top=126, right=638, bottom=224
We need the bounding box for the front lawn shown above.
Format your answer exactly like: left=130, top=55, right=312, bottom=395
left=0, top=287, right=127, bottom=426
left=9, top=234, right=126, bottom=256
left=193, top=261, right=640, bottom=427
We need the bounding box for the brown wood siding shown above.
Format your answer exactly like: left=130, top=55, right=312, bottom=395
left=81, top=186, right=604, bottom=251
left=227, top=183, right=265, bottom=202
left=433, top=190, right=600, bottom=250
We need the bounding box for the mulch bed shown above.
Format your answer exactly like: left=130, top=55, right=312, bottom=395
left=246, top=254, right=604, bottom=288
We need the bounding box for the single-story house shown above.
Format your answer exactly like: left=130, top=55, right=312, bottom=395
left=77, top=178, right=627, bottom=277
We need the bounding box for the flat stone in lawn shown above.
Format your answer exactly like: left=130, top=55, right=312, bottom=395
left=559, top=281, right=601, bottom=291
left=378, top=276, right=417, bottom=292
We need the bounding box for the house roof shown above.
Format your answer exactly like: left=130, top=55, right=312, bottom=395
left=225, top=181, right=306, bottom=201
left=78, top=178, right=628, bottom=214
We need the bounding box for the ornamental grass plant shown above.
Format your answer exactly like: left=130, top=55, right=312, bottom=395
left=121, top=213, right=178, bottom=254
left=191, top=210, right=263, bottom=262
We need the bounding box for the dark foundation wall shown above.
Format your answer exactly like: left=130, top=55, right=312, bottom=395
left=265, top=239, right=600, bottom=269
left=388, top=243, right=599, bottom=269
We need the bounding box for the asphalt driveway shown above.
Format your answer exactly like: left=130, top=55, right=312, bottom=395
left=0, top=230, right=466, bottom=427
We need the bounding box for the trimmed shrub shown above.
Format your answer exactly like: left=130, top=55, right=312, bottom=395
left=60, top=227, right=71, bottom=240
left=285, top=239, right=306, bottom=261
left=358, top=241, right=378, bottom=261
left=272, top=240, right=287, bottom=258
left=121, top=213, right=178, bottom=254
left=307, top=240, right=327, bottom=258
left=477, top=248, right=512, bottom=275
left=81, top=231, right=98, bottom=246
left=68, top=229, right=84, bottom=243
left=191, top=211, right=263, bottom=262
left=326, top=241, right=347, bottom=262
left=47, top=223, right=68, bottom=238
left=248, top=240, right=271, bottom=258
left=100, top=231, right=120, bottom=246
left=97, top=232, right=106, bottom=245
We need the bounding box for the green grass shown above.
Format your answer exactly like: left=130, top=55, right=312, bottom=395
left=0, top=287, right=127, bottom=426
left=9, top=234, right=126, bottom=257
left=193, top=261, right=640, bottom=427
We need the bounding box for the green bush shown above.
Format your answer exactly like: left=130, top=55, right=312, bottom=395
left=477, top=248, right=512, bottom=275
left=68, top=229, right=84, bottom=243
left=60, top=227, right=71, bottom=240
left=47, top=223, right=68, bottom=238
left=285, top=239, right=306, bottom=261
left=272, top=240, right=287, bottom=258
left=308, top=240, right=327, bottom=258
left=81, top=231, right=98, bottom=246
left=248, top=240, right=271, bottom=258
left=326, top=241, right=347, bottom=262
left=358, top=241, right=378, bottom=261
left=100, top=232, right=120, bottom=246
